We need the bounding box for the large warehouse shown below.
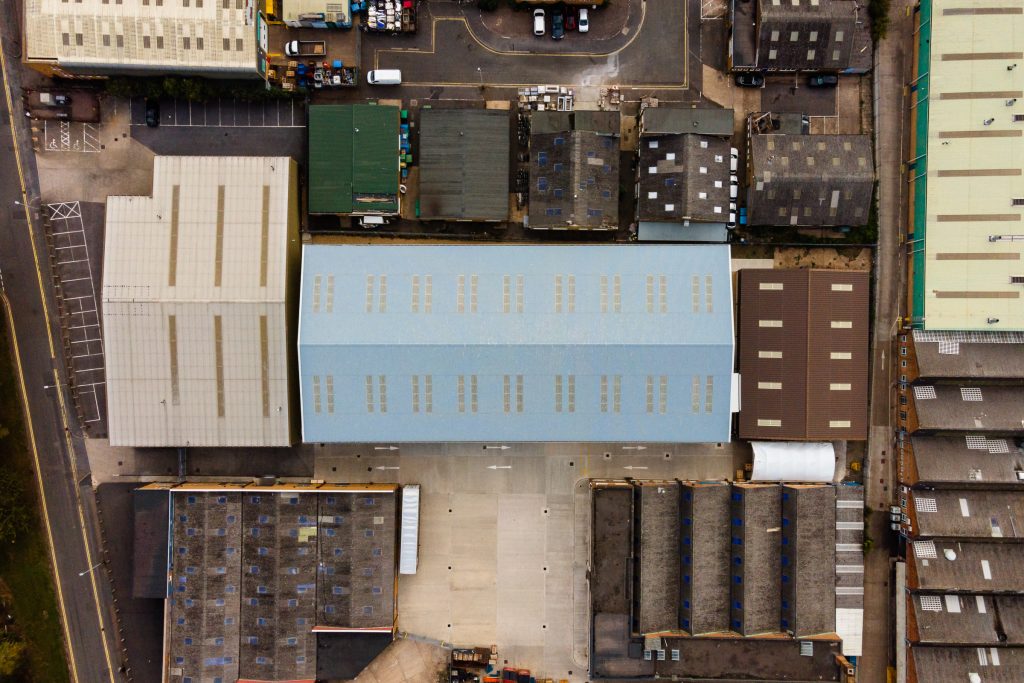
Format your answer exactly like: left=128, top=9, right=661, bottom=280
left=298, top=244, right=736, bottom=442
left=102, top=156, right=299, bottom=447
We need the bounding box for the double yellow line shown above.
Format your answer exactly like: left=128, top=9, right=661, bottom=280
left=0, top=34, right=118, bottom=683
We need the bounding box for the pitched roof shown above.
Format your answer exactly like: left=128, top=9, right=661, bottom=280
left=308, top=105, right=399, bottom=215
left=908, top=540, right=1024, bottom=592
left=782, top=485, right=836, bottom=637
left=636, top=482, right=681, bottom=634
left=908, top=435, right=1024, bottom=486
left=911, top=330, right=1024, bottom=380
left=910, top=645, right=1024, bottom=682
left=738, top=269, right=869, bottom=440
left=680, top=482, right=731, bottom=635
left=298, top=244, right=736, bottom=443
left=755, top=0, right=859, bottom=70
left=910, top=490, right=1024, bottom=539
left=747, top=134, right=874, bottom=227
left=732, top=483, right=782, bottom=635
left=911, top=593, right=1024, bottom=645
left=910, top=384, right=1024, bottom=433
left=638, top=134, right=732, bottom=223
left=419, top=109, right=509, bottom=221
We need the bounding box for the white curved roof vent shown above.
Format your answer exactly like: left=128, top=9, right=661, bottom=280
left=969, top=673, right=982, bottom=683
left=944, top=549, right=958, bottom=561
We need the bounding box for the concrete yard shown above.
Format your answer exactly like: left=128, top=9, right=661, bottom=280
left=317, top=443, right=745, bottom=681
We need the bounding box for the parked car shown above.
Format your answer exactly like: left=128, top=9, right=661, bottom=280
left=734, top=72, right=765, bottom=88
left=729, top=175, right=739, bottom=200
left=533, top=9, right=545, bottom=36
left=578, top=7, right=589, bottom=32
left=727, top=211, right=737, bottom=229
left=807, top=73, right=839, bottom=88
left=565, top=8, right=576, bottom=31
left=551, top=11, right=565, bottom=39
left=730, top=147, right=739, bottom=172
left=145, top=99, right=159, bottom=127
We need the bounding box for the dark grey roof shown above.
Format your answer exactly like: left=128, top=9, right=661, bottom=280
left=315, top=632, right=392, bottom=681
left=681, top=482, right=731, bottom=635
left=732, top=483, right=781, bottom=635
left=910, top=594, right=1024, bottom=645
left=909, top=435, right=1024, bottom=486
left=528, top=111, right=620, bottom=230
left=419, top=109, right=510, bottom=221
left=909, top=540, right=1024, bottom=592
left=782, top=485, right=836, bottom=637
left=637, top=221, right=729, bottom=242
left=755, top=0, right=858, bottom=71
left=592, top=484, right=633, bottom=616
left=164, top=488, right=397, bottom=683
left=910, top=490, right=1024, bottom=539
left=133, top=488, right=169, bottom=599
left=911, top=645, right=1024, bottom=682
left=638, top=134, right=731, bottom=223
left=747, top=134, right=874, bottom=227
left=912, top=330, right=1024, bottom=380
left=641, top=107, right=734, bottom=137
left=636, top=482, right=680, bottom=634
left=835, top=485, right=865, bottom=611
left=911, top=385, right=1024, bottom=433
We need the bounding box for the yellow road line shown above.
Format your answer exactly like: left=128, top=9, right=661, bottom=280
left=0, top=33, right=118, bottom=683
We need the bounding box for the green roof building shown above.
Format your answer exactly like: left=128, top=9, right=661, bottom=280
left=308, top=104, right=400, bottom=216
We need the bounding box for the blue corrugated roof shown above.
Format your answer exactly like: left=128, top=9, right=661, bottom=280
left=298, top=245, right=734, bottom=442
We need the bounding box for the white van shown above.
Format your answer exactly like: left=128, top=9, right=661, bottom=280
left=367, top=69, right=402, bottom=85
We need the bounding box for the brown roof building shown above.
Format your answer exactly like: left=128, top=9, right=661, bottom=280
left=738, top=269, right=869, bottom=441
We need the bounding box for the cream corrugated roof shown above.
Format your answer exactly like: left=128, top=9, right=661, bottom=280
left=924, top=0, right=1024, bottom=330
left=102, top=157, right=297, bottom=447
left=25, top=0, right=258, bottom=74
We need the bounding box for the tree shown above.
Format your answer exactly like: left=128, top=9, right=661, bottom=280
left=0, top=640, right=26, bottom=680
left=0, top=472, right=30, bottom=546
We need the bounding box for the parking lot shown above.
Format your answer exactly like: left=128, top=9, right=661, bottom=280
left=41, top=120, right=101, bottom=153
left=128, top=96, right=305, bottom=128
left=45, top=201, right=106, bottom=433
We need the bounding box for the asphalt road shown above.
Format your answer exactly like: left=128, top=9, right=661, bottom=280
left=0, top=4, right=125, bottom=681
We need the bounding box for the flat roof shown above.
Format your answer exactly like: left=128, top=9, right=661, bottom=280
left=638, top=134, right=731, bottom=223
left=914, top=0, right=1024, bottom=330
left=911, top=593, right=1024, bottom=645
left=308, top=105, right=399, bottom=215
left=911, top=489, right=1024, bottom=538
left=102, top=156, right=297, bottom=447
left=911, top=384, right=1024, bottom=432
left=911, top=645, right=1024, bottom=682
left=636, top=483, right=680, bottom=634
left=909, top=434, right=1024, bottom=485
left=681, top=482, right=731, bottom=635
left=912, top=330, right=1024, bottom=379
left=640, top=107, right=735, bottom=137
left=739, top=269, right=870, bottom=440
left=283, top=0, right=351, bottom=23
left=163, top=487, right=397, bottom=683
left=418, top=109, right=510, bottom=221
left=298, top=244, right=735, bottom=443
left=528, top=111, right=620, bottom=230
left=24, top=0, right=258, bottom=75
left=909, top=539, right=1024, bottom=591
left=656, top=637, right=843, bottom=681
left=747, top=135, right=873, bottom=227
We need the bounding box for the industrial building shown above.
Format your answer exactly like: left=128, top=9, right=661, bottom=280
left=589, top=480, right=862, bottom=680
left=282, top=0, right=352, bottom=27
left=23, top=0, right=265, bottom=77
left=418, top=108, right=510, bottom=222
left=746, top=133, right=873, bottom=227
left=102, top=156, right=299, bottom=448
left=308, top=104, right=400, bottom=217
left=135, top=482, right=401, bottom=683
left=528, top=110, right=620, bottom=230
left=738, top=269, right=869, bottom=440
left=909, top=0, right=1024, bottom=331
left=297, top=244, right=736, bottom=443
left=636, top=107, right=734, bottom=243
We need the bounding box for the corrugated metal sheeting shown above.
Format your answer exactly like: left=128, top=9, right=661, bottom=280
left=102, top=156, right=298, bottom=447
left=399, top=485, right=420, bottom=575
left=298, top=244, right=735, bottom=442
left=738, top=268, right=869, bottom=441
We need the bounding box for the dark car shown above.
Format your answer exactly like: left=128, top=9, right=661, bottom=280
left=551, top=11, right=565, bottom=40
left=807, top=73, right=839, bottom=87
left=734, top=73, right=765, bottom=88
left=145, top=99, right=160, bottom=127
left=565, top=8, right=576, bottom=31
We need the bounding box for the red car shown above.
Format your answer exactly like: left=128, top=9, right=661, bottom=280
left=565, top=9, right=576, bottom=31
